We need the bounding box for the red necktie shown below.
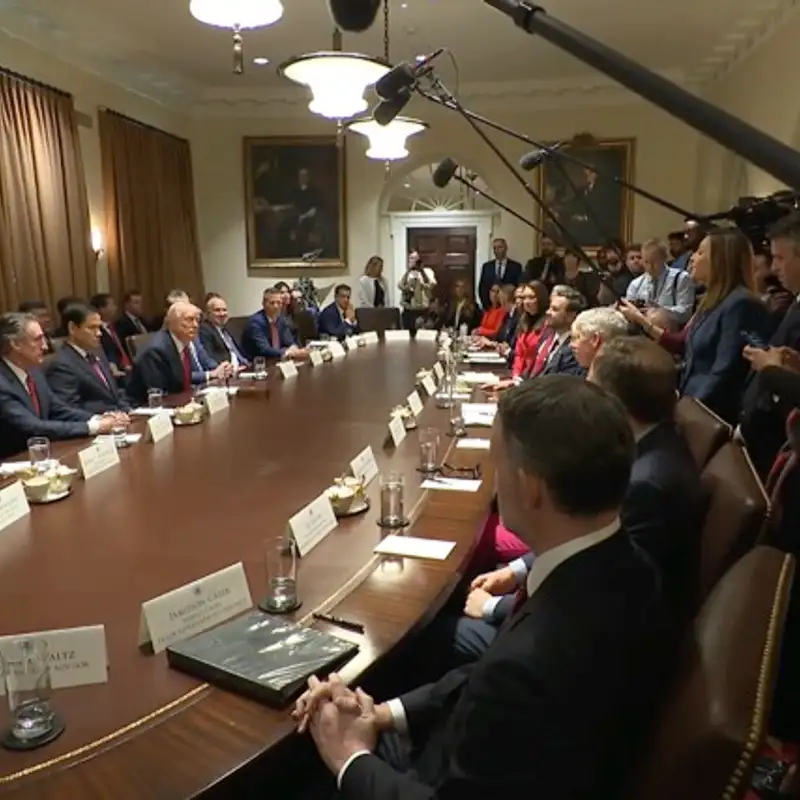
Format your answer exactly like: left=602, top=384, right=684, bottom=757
left=530, top=331, right=555, bottom=377
left=107, top=326, right=131, bottom=368
left=26, top=376, right=41, bottom=416
left=86, top=354, right=110, bottom=389
left=181, top=348, right=191, bottom=391
left=270, top=321, right=280, bottom=349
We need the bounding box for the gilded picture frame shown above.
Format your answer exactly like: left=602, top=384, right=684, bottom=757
left=536, top=136, right=635, bottom=252
left=243, top=136, right=347, bottom=269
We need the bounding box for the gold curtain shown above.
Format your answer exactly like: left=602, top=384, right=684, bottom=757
left=98, top=110, right=204, bottom=310
left=0, top=71, right=94, bottom=312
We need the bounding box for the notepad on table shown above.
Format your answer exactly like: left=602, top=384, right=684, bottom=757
left=94, top=433, right=142, bottom=446
left=456, top=438, right=491, bottom=450
left=131, top=407, right=175, bottom=417
left=460, top=372, right=499, bottom=385
left=374, top=535, right=456, bottom=561
left=421, top=477, right=483, bottom=492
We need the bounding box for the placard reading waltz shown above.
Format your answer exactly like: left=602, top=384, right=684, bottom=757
left=138, top=563, right=253, bottom=653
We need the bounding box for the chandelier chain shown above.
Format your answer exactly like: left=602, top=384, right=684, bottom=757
left=383, top=0, right=390, bottom=62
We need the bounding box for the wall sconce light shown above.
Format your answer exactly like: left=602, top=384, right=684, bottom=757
left=91, top=227, right=105, bottom=261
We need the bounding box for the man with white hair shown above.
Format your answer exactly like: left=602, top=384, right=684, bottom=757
left=570, top=306, right=629, bottom=369
left=128, top=301, right=233, bottom=401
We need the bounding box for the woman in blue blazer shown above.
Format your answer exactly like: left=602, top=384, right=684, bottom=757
left=620, top=228, right=773, bottom=424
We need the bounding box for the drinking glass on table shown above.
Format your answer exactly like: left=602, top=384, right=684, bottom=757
left=260, top=534, right=298, bottom=613
left=253, top=357, right=267, bottom=380
left=26, top=437, right=50, bottom=473
left=379, top=472, right=406, bottom=528
left=0, top=639, right=56, bottom=744
left=147, top=388, right=164, bottom=409
left=419, top=427, right=440, bottom=473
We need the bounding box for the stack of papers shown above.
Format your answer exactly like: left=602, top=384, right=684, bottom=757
left=420, top=477, right=483, bottom=492
left=460, top=372, right=499, bottom=385
left=94, top=433, right=142, bottom=446
left=462, top=403, right=497, bottom=427
left=465, top=352, right=506, bottom=364
left=374, top=535, right=456, bottom=560
left=198, top=386, right=239, bottom=397
left=456, top=438, right=491, bottom=450
left=0, top=460, right=35, bottom=476
left=131, top=407, right=175, bottom=417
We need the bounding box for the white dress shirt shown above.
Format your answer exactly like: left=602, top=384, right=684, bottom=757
left=494, top=259, right=507, bottom=282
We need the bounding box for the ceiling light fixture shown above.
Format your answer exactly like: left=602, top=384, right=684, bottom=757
left=279, top=29, right=389, bottom=120
left=189, top=0, right=284, bottom=73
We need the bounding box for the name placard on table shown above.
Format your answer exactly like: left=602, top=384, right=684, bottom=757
left=146, top=411, right=174, bottom=443
left=138, top=563, right=253, bottom=653
left=309, top=350, right=324, bottom=367
left=350, top=445, right=379, bottom=485
left=0, top=625, right=108, bottom=692
left=388, top=414, right=407, bottom=447
left=344, top=335, right=361, bottom=351
left=288, top=493, right=339, bottom=556
left=203, top=388, right=230, bottom=415
left=433, top=362, right=445, bottom=380
left=0, top=481, right=29, bottom=533
left=278, top=360, right=298, bottom=379
left=363, top=331, right=379, bottom=345
left=407, top=390, right=424, bottom=417
left=385, top=330, right=410, bottom=342
left=415, top=330, right=438, bottom=342
left=327, top=341, right=346, bottom=359
left=78, top=436, right=120, bottom=480
left=421, top=375, right=437, bottom=396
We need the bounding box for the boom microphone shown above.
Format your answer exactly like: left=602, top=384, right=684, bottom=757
left=373, top=90, right=412, bottom=126
left=519, top=142, right=564, bottom=171
left=432, top=158, right=459, bottom=189
left=374, top=50, right=445, bottom=101
left=327, top=0, right=381, bottom=32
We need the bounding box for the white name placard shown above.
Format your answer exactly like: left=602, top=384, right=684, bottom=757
left=147, top=411, right=174, bottom=443
left=363, top=331, right=379, bottom=345
left=289, top=493, right=339, bottom=557
left=415, top=330, right=438, bottom=342
left=328, top=341, right=346, bottom=359
left=278, top=360, right=298, bottom=379
left=407, top=390, right=424, bottom=417
left=388, top=414, right=407, bottom=448
left=138, top=563, right=253, bottom=653
left=203, top=388, right=230, bottom=415
left=385, top=330, right=410, bottom=342
left=78, top=436, right=121, bottom=480
left=433, top=361, right=445, bottom=380
left=0, top=481, right=30, bottom=533
left=422, top=375, right=437, bottom=397
left=0, top=625, right=108, bottom=693
left=344, top=336, right=360, bottom=351
left=350, top=446, right=379, bottom=485
left=309, top=349, right=324, bottom=366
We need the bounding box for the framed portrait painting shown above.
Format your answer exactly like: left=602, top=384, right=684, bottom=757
left=537, top=136, right=635, bottom=251
left=243, top=136, right=346, bottom=269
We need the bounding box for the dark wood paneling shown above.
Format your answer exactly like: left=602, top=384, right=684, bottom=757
left=407, top=227, right=477, bottom=301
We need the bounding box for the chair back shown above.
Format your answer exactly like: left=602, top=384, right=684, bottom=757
left=356, top=307, right=401, bottom=335
left=226, top=316, right=248, bottom=346
left=127, top=333, right=154, bottom=359
left=675, top=396, right=732, bottom=470
left=292, top=311, right=318, bottom=345
left=632, top=546, right=794, bottom=800
left=50, top=337, right=66, bottom=353
left=698, top=441, right=769, bottom=598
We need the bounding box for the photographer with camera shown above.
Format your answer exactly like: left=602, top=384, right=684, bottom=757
left=397, top=249, right=437, bottom=330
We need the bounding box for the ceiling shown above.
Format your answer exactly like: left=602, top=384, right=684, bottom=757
left=0, top=0, right=796, bottom=112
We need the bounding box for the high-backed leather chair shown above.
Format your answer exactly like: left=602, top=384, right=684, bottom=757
left=675, top=395, right=732, bottom=470
left=292, top=310, right=318, bottom=345
left=356, top=307, right=401, bottom=335
left=226, top=316, right=248, bottom=347
left=698, top=441, right=769, bottom=599
left=632, top=546, right=794, bottom=800
left=127, top=333, right=154, bottom=360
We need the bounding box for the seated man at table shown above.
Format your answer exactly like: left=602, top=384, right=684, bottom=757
left=318, top=284, right=360, bottom=341
left=242, top=287, right=309, bottom=362
left=200, top=292, right=249, bottom=369
left=46, top=304, right=132, bottom=416
left=90, top=292, right=131, bottom=378
left=128, top=301, right=233, bottom=401
left=0, top=312, right=125, bottom=459
left=294, top=376, right=677, bottom=799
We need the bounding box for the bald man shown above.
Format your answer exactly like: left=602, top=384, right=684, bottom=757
left=128, top=301, right=234, bottom=401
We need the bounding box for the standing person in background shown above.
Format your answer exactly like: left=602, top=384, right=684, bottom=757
left=398, top=250, right=437, bottom=330
left=562, top=250, right=600, bottom=307
left=523, top=235, right=564, bottom=291
left=357, top=256, right=388, bottom=308
left=477, top=238, right=521, bottom=309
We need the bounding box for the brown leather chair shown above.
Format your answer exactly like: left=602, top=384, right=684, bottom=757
left=698, top=441, right=769, bottom=599
left=356, top=307, right=401, bottom=335
left=632, top=546, right=795, bottom=800
left=226, top=315, right=248, bottom=346
left=127, top=333, right=154, bottom=359
left=675, top=395, right=732, bottom=470
left=292, top=310, right=318, bottom=345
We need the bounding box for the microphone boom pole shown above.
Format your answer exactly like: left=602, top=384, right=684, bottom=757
left=484, top=0, right=800, bottom=189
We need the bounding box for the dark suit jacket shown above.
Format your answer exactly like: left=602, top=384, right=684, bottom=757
left=0, top=362, right=92, bottom=459
left=100, top=325, right=129, bottom=370
left=681, top=287, right=773, bottom=425
left=540, top=334, right=585, bottom=377
left=494, top=309, right=518, bottom=346
left=478, top=260, right=522, bottom=309
left=45, top=344, right=130, bottom=415
left=241, top=311, right=297, bottom=360
left=340, top=532, right=675, bottom=799
left=522, top=255, right=564, bottom=290
left=741, top=300, right=800, bottom=478
left=114, top=314, right=150, bottom=356
left=440, top=301, right=482, bottom=333
left=199, top=320, right=247, bottom=365
left=317, top=304, right=359, bottom=340
left=127, top=331, right=216, bottom=401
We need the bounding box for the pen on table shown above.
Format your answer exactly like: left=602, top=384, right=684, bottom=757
left=312, top=613, right=365, bottom=634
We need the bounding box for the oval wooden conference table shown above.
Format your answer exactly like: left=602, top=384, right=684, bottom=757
left=0, top=341, right=496, bottom=798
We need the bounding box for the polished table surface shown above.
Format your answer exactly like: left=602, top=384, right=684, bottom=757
left=0, top=342, right=495, bottom=798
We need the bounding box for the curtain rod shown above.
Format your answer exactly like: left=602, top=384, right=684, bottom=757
left=98, top=107, right=188, bottom=143
left=0, top=65, right=72, bottom=99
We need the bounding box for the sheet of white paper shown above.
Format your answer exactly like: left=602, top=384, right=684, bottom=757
left=131, top=407, right=175, bottom=417
left=198, top=386, right=239, bottom=397
left=238, top=371, right=258, bottom=379
left=466, top=351, right=505, bottom=362
left=451, top=392, right=473, bottom=400
left=94, top=433, right=142, bottom=446
left=456, top=438, right=491, bottom=450
left=421, top=477, right=483, bottom=492
left=460, top=372, right=499, bottom=385
left=374, top=534, right=456, bottom=561
left=462, top=403, right=498, bottom=416
left=0, top=461, right=33, bottom=476
left=463, top=413, right=495, bottom=427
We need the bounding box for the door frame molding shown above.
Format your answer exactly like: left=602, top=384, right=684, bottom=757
left=387, top=211, right=496, bottom=306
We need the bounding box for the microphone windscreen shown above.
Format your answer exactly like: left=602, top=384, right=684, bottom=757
left=519, top=141, right=564, bottom=171
left=373, top=92, right=410, bottom=126
left=327, top=0, right=381, bottom=32
left=432, top=158, right=458, bottom=189
left=375, top=63, right=416, bottom=101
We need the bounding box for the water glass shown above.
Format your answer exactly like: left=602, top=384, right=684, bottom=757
left=0, top=639, right=55, bottom=742
left=26, top=437, right=50, bottom=473
left=111, top=425, right=128, bottom=448
left=253, top=356, right=267, bottom=379
left=450, top=403, right=466, bottom=437
left=379, top=473, right=406, bottom=527
left=419, top=428, right=440, bottom=473
left=147, top=388, right=164, bottom=409
left=261, top=534, right=298, bottom=613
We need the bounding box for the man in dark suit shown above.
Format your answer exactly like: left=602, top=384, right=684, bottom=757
left=477, top=238, right=521, bottom=310
left=535, top=284, right=587, bottom=377
left=294, top=377, right=677, bottom=799
left=115, top=290, right=151, bottom=357
left=17, top=300, right=55, bottom=354
left=242, top=287, right=309, bottom=361
left=522, top=235, right=564, bottom=290
left=46, top=304, right=131, bottom=416
left=199, top=293, right=248, bottom=369
left=127, top=302, right=232, bottom=401
left=90, top=292, right=131, bottom=378
left=0, top=313, right=125, bottom=459
left=318, top=284, right=359, bottom=341
left=741, top=212, right=800, bottom=479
